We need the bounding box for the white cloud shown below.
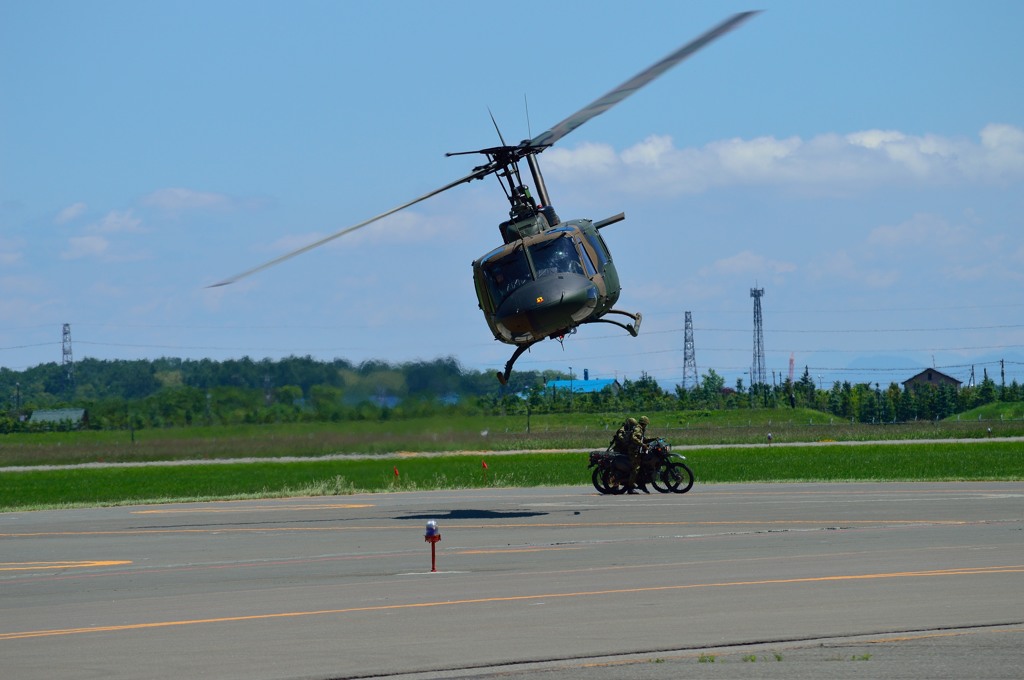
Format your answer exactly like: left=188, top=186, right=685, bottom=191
left=867, top=213, right=968, bottom=250
left=54, top=202, right=87, bottom=224
left=544, top=141, right=620, bottom=177
left=89, top=209, right=144, bottom=233
left=972, top=123, right=1024, bottom=181
left=142, top=187, right=231, bottom=211
left=807, top=250, right=899, bottom=289
left=544, top=124, right=1024, bottom=196
left=710, top=135, right=803, bottom=181
left=358, top=210, right=450, bottom=244
left=701, top=250, right=796, bottom=278
left=260, top=209, right=449, bottom=257
left=61, top=235, right=109, bottom=259
left=619, top=135, right=675, bottom=168
left=51, top=210, right=150, bottom=263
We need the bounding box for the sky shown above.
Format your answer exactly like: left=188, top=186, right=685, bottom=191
left=2, top=0, right=1023, bottom=391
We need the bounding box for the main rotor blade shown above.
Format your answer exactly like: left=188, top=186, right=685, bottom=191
left=528, top=10, right=759, bottom=149
left=208, top=167, right=490, bottom=287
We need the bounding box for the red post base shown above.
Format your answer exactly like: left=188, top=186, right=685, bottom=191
left=425, top=534, right=441, bottom=572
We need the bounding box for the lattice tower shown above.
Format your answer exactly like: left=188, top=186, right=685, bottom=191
left=750, top=288, right=766, bottom=386
left=61, top=323, right=75, bottom=390
left=682, top=311, right=698, bottom=390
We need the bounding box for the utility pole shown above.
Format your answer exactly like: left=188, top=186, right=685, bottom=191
left=569, top=366, right=574, bottom=412
left=682, top=311, right=698, bottom=390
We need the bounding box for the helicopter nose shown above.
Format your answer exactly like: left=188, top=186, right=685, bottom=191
left=494, top=273, right=598, bottom=340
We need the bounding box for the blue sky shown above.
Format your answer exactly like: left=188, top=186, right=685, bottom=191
left=2, top=0, right=1023, bottom=390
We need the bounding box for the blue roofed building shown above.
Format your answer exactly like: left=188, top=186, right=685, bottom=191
left=28, top=408, right=89, bottom=429
left=545, top=378, right=620, bottom=394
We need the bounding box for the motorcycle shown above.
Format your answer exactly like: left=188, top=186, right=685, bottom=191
left=588, top=437, right=694, bottom=495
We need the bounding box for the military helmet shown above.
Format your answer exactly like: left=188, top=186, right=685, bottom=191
left=638, top=416, right=650, bottom=427
left=625, top=417, right=638, bottom=427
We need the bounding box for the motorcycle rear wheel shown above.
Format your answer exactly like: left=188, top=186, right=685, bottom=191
left=602, top=469, right=629, bottom=495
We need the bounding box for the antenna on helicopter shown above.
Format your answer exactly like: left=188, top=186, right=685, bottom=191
left=487, top=108, right=508, bottom=147
left=524, top=94, right=532, bottom=140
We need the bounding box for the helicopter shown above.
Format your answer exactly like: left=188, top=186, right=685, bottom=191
left=211, top=11, right=759, bottom=384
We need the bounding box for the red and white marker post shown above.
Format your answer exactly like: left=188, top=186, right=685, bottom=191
left=424, top=520, right=441, bottom=572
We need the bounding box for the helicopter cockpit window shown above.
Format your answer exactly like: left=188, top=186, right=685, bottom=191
left=481, top=247, right=532, bottom=304
left=529, top=236, right=585, bottom=277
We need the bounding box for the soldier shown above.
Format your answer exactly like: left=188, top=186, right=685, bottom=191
left=612, top=417, right=638, bottom=455
left=637, top=416, right=652, bottom=443
left=626, top=416, right=651, bottom=494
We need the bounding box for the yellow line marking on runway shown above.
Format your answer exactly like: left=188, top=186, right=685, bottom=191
left=0, top=519, right=965, bottom=539
left=2, top=565, right=1020, bottom=641
left=132, top=503, right=373, bottom=514
left=0, top=561, right=132, bottom=572
left=869, top=625, right=1024, bottom=643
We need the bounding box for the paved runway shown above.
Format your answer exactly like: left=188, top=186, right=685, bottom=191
left=2, top=482, right=1022, bottom=679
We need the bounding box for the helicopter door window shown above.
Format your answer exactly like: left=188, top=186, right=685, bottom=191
left=583, top=231, right=611, bottom=268
left=530, top=236, right=585, bottom=277
left=481, top=247, right=532, bottom=304
left=575, top=237, right=597, bottom=277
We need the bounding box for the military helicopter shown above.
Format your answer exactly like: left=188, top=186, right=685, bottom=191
left=211, top=11, right=758, bottom=384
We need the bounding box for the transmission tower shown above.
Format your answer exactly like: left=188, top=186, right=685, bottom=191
left=750, top=288, right=766, bottom=387
left=61, top=323, right=75, bottom=393
left=682, top=311, right=698, bottom=390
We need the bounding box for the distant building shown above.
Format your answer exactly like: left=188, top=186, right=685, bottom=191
left=902, top=369, right=961, bottom=391
left=28, top=408, right=89, bottom=429
left=545, top=378, right=620, bottom=394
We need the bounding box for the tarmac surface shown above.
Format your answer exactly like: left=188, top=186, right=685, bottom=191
left=2, top=481, right=1023, bottom=679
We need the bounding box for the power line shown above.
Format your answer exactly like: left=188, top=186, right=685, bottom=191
left=698, top=324, right=1024, bottom=333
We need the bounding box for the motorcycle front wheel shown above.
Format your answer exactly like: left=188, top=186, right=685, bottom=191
left=661, top=462, right=695, bottom=494
left=591, top=467, right=610, bottom=494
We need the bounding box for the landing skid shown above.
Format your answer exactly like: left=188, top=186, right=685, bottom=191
left=496, top=341, right=539, bottom=385
left=494, top=310, right=642, bottom=384
left=583, top=309, right=642, bottom=336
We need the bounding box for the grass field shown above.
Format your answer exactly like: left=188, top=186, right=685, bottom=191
left=2, top=441, right=1021, bottom=512
left=2, top=406, right=1021, bottom=511
left=2, top=407, right=1022, bottom=467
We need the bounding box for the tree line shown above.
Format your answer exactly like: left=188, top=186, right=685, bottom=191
left=0, top=356, right=1018, bottom=432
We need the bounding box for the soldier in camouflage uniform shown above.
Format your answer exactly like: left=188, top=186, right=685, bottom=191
left=612, top=417, right=637, bottom=455
left=637, top=416, right=651, bottom=443
left=626, top=416, right=651, bottom=493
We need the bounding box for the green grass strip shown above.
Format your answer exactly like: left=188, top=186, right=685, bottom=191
left=2, top=442, right=1021, bottom=511
left=689, top=441, right=1023, bottom=482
